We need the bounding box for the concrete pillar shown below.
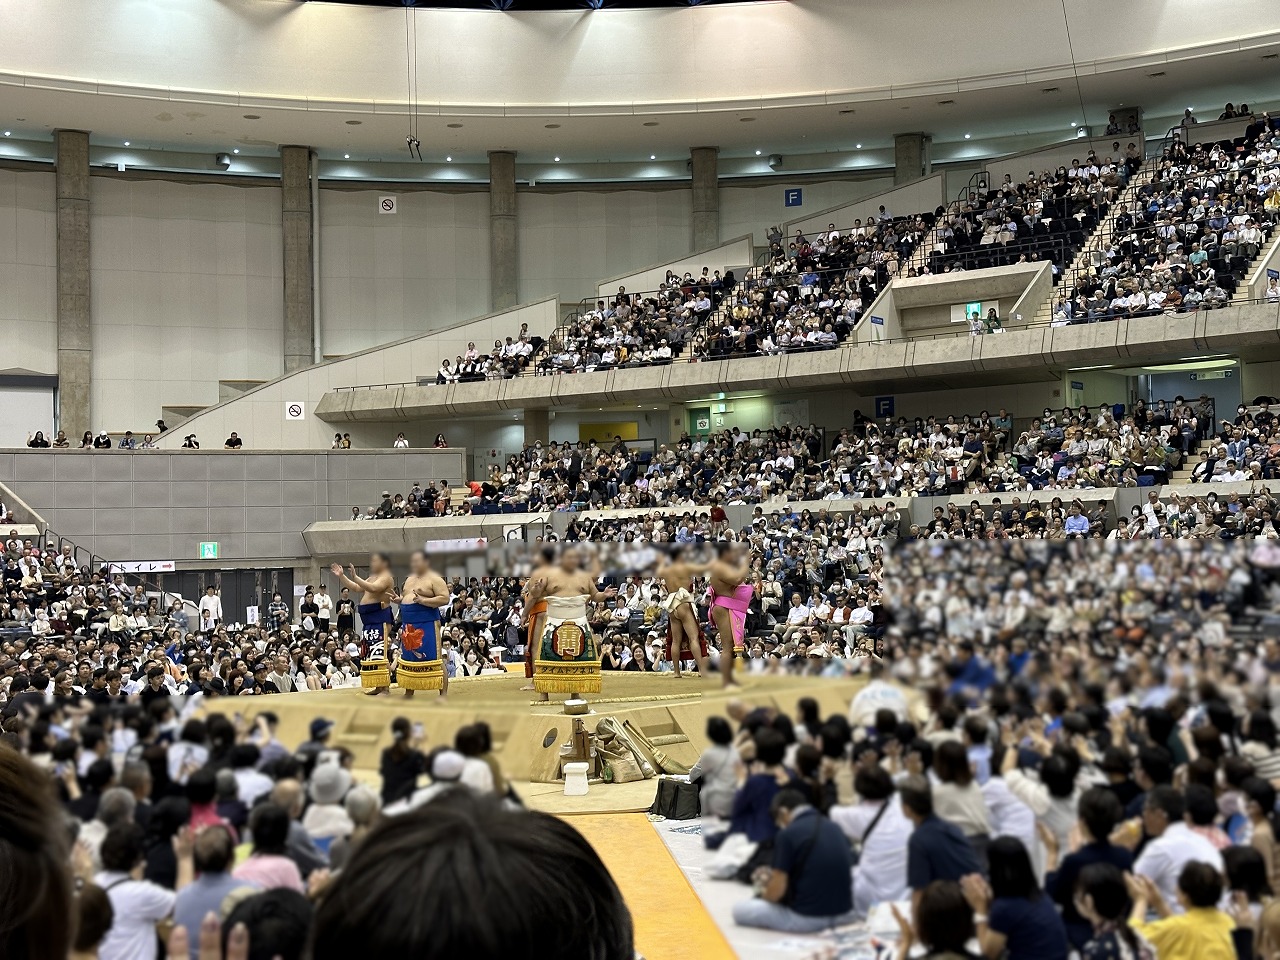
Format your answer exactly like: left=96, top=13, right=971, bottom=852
left=488, top=151, right=518, bottom=311
left=690, top=146, right=720, bottom=250
left=55, top=130, right=91, bottom=436
left=523, top=409, right=549, bottom=447
left=893, top=133, right=932, bottom=184
left=280, top=145, right=314, bottom=373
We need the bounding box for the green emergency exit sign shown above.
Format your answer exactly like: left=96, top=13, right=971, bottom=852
left=198, top=542, right=219, bottom=560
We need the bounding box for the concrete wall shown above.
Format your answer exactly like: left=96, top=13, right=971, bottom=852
left=90, top=178, right=285, bottom=429
left=870, top=262, right=1049, bottom=337
left=0, top=449, right=465, bottom=563
left=0, top=168, right=56, bottom=377
left=722, top=177, right=894, bottom=246
left=783, top=175, right=946, bottom=236
left=154, top=298, right=559, bottom=450
left=319, top=188, right=491, bottom=357
left=1248, top=232, right=1280, bottom=301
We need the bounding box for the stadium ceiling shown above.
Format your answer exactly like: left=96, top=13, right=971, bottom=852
left=292, top=1, right=763, bottom=7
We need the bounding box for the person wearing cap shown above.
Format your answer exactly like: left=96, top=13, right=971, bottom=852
left=297, top=718, right=335, bottom=769
left=386, top=750, right=469, bottom=815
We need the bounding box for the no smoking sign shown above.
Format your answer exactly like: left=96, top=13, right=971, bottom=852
left=285, top=402, right=305, bottom=421
left=378, top=195, right=398, bottom=215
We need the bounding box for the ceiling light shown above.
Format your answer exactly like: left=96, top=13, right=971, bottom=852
left=755, top=150, right=762, bottom=156
left=1070, top=122, right=1077, bottom=127
left=649, top=155, right=656, bottom=160
left=855, top=143, right=861, bottom=149
left=232, top=148, right=240, bottom=154
left=2, top=131, right=9, bottom=137
left=963, top=133, right=971, bottom=139
left=344, top=153, right=350, bottom=159
left=554, top=156, right=560, bottom=162
left=123, top=141, right=130, bottom=146
left=446, top=156, right=452, bottom=162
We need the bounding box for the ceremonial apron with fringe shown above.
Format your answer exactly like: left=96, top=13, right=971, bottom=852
left=357, top=602, right=393, bottom=689
left=533, top=595, right=600, bottom=695
left=397, top=602, right=444, bottom=692
left=708, top=584, right=753, bottom=653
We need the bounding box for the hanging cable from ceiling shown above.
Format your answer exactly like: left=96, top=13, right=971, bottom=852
left=404, top=2, right=422, bottom=160
left=1058, top=0, right=1091, bottom=135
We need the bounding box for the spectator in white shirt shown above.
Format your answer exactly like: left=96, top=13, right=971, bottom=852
left=1212, top=459, right=1248, bottom=482
left=95, top=821, right=194, bottom=960
left=829, top=765, right=912, bottom=916
left=197, top=586, right=222, bottom=625
left=1132, top=785, right=1224, bottom=912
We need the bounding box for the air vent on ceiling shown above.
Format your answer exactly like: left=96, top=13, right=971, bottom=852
left=1262, top=53, right=1279, bottom=60
left=1147, top=71, right=1166, bottom=78
left=938, top=99, right=956, bottom=106
left=1041, top=87, right=1059, bottom=93
left=838, top=109, right=856, bottom=115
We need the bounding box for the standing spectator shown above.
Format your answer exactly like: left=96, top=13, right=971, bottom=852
left=198, top=586, right=222, bottom=626
left=315, top=583, right=333, bottom=634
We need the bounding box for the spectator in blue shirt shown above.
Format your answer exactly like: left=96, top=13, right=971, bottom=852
left=901, top=775, right=982, bottom=911
left=962, top=836, right=1069, bottom=960
left=1044, top=787, right=1134, bottom=949
left=732, top=789, right=858, bottom=933
left=118, top=431, right=136, bottom=450
left=1065, top=503, right=1091, bottom=536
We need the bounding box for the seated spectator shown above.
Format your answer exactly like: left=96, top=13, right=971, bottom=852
left=96, top=820, right=193, bottom=960
left=688, top=715, right=738, bottom=819
left=1072, top=863, right=1152, bottom=960
left=890, top=880, right=980, bottom=960
left=961, top=835, right=1068, bottom=960
left=901, top=774, right=982, bottom=909
left=1132, top=784, right=1225, bottom=911
left=1127, top=862, right=1235, bottom=960
left=308, top=791, right=634, bottom=960
left=732, top=788, right=857, bottom=933
left=173, top=825, right=257, bottom=951
left=830, top=763, right=912, bottom=917
left=234, top=802, right=305, bottom=893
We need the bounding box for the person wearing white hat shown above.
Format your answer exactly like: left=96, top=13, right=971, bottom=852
left=303, top=764, right=355, bottom=843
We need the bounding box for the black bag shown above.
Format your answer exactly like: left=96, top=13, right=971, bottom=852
left=648, top=777, right=700, bottom=820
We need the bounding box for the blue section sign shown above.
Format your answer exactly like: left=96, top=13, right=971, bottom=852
left=874, top=396, right=895, bottom=417
left=870, top=315, right=885, bottom=326
left=1269, top=268, right=1279, bottom=280
left=783, top=188, right=803, bottom=207
left=1070, top=380, right=1084, bottom=391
